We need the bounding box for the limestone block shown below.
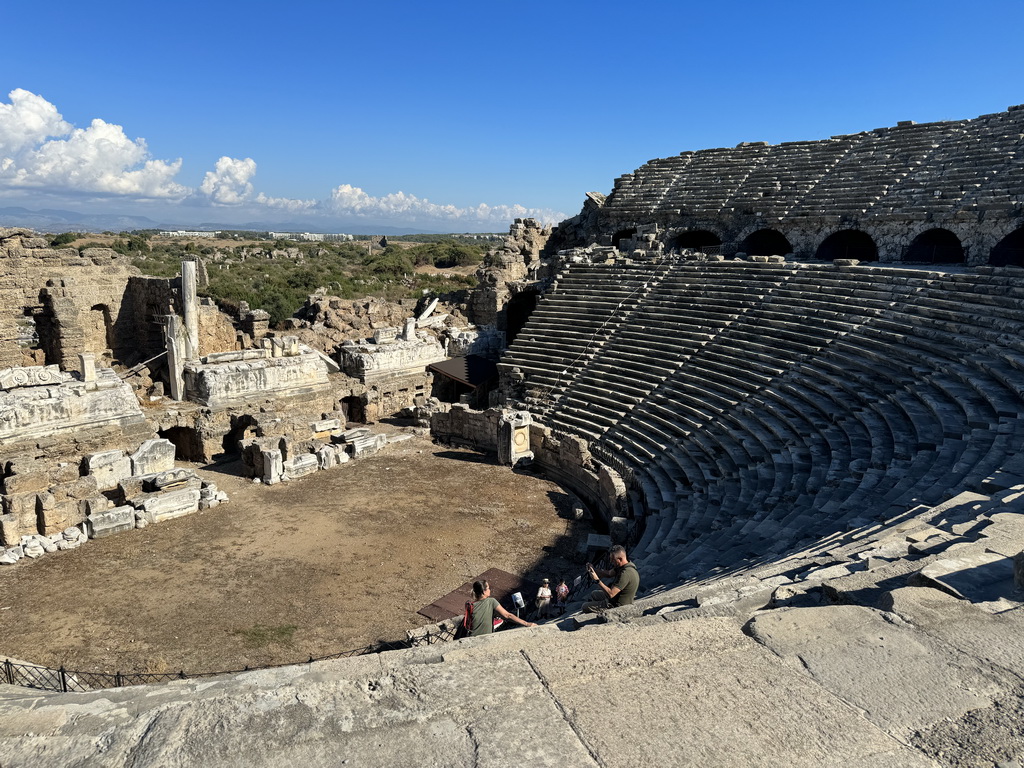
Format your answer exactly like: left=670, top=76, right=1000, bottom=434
left=332, top=428, right=370, bottom=444
left=85, top=450, right=132, bottom=491
left=2, top=491, right=39, bottom=520
left=130, top=439, right=176, bottom=476
left=39, top=499, right=84, bottom=536
left=133, top=488, right=201, bottom=524
left=53, top=462, right=79, bottom=484
left=84, top=495, right=113, bottom=516
left=262, top=450, right=284, bottom=485
left=0, top=513, right=29, bottom=547
left=141, top=468, right=200, bottom=493
left=349, top=433, right=387, bottom=458
left=87, top=506, right=136, bottom=538
left=283, top=453, right=319, bottom=480
left=316, top=445, right=337, bottom=470
left=52, top=475, right=99, bottom=501
left=0, top=364, right=63, bottom=390
left=0, top=470, right=48, bottom=495
left=312, top=418, right=342, bottom=433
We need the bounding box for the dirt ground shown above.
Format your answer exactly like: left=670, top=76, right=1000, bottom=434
left=0, top=434, right=589, bottom=675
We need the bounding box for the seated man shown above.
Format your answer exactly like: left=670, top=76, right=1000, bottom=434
left=583, top=545, right=640, bottom=613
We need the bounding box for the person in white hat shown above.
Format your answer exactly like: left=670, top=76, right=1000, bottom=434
left=535, top=578, right=553, bottom=619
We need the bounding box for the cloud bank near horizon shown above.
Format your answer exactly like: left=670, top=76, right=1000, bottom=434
left=0, top=89, right=567, bottom=228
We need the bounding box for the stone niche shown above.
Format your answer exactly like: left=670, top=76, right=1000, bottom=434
left=183, top=340, right=331, bottom=409
left=0, top=363, right=145, bottom=444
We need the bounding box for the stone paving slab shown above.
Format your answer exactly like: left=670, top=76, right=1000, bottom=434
left=0, top=619, right=933, bottom=768
left=746, top=604, right=1006, bottom=736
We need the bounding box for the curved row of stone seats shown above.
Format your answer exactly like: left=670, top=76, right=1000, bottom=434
left=604, top=109, right=1024, bottom=224
left=509, top=259, right=1024, bottom=589
left=502, top=263, right=670, bottom=414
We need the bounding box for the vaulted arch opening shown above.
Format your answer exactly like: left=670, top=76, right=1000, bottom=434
left=740, top=228, right=791, bottom=257
left=815, top=230, right=878, bottom=262
left=611, top=228, right=637, bottom=250
left=668, top=230, right=722, bottom=254
left=506, top=290, right=540, bottom=346
left=990, top=227, right=1024, bottom=267
left=905, top=229, right=964, bottom=264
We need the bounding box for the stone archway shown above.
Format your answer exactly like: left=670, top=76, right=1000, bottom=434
left=668, top=230, right=722, bottom=254
left=815, top=230, right=878, bottom=262
left=990, top=227, right=1024, bottom=267
left=740, top=228, right=792, bottom=257
left=611, top=228, right=637, bottom=251
left=905, top=228, right=964, bottom=264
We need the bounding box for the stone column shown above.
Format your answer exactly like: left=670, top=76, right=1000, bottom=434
left=79, top=352, right=97, bottom=388
left=165, top=315, right=186, bottom=401
left=181, top=260, right=199, bottom=360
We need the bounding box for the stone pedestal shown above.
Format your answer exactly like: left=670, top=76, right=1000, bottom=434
left=498, top=410, right=534, bottom=467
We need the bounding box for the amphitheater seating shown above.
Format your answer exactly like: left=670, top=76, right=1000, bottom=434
left=604, top=108, right=1024, bottom=221
left=501, top=258, right=1024, bottom=588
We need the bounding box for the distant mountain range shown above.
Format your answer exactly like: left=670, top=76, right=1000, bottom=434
left=0, top=207, right=445, bottom=236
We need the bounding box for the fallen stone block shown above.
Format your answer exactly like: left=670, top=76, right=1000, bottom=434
left=349, top=433, right=387, bottom=457
left=141, top=468, right=200, bottom=493
left=84, top=450, right=132, bottom=491
left=262, top=450, right=284, bottom=485
left=133, top=488, right=201, bottom=524
left=87, top=506, right=137, bottom=538
left=312, top=418, right=342, bottom=434
left=911, top=550, right=1016, bottom=603
left=283, top=453, right=319, bottom=480
left=130, top=438, right=176, bottom=476
left=0, top=546, right=23, bottom=564
left=332, top=428, right=370, bottom=444
left=0, top=470, right=48, bottom=495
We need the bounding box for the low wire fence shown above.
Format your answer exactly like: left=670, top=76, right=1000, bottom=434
left=2, top=628, right=461, bottom=694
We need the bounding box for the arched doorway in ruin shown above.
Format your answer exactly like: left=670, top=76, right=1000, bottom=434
left=611, top=228, right=637, bottom=251
left=814, top=230, right=878, bottom=262
left=905, top=228, right=964, bottom=264
left=221, top=414, right=258, bottom=458
left=84, top=304, right=114, bottom=358
left=506, top=290, right=540, bottom=347
left=740, top=228, right=792, bottom=257
left=158, top=426, right=204, bottom=462
left=668, top=230, right=722, bottom=254
left=990, top=227, right=1024, bottom=267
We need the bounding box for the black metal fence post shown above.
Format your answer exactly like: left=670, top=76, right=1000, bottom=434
left=58, top=666, right=68, bottom=693
left=3, top=659, right=12, bottom=685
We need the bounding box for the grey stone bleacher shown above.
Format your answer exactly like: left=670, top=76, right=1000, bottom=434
left=507, top=258, right=1024, bottom=591
left=600, top=107, right=1024, bottom=222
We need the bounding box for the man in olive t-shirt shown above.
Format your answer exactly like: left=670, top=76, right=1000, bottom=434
left=583, top=545, right=640, bottom=613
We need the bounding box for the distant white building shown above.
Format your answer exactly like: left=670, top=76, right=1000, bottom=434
left=269, top=232, right=354, bottom=242
left=158, top=230, right=220, bottom=238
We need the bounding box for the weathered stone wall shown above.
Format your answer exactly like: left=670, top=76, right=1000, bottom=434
left=0, top=229, right=142, bottom=371
left=555, top=105, right=1024, bottom=264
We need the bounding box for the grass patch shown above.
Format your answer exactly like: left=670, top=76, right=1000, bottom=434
left=231, top=624, right=299, bottom=648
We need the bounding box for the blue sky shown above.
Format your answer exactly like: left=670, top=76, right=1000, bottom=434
left=0, top=0, right=1021, bottom=232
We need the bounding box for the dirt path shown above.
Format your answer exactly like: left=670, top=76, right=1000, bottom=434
left=0, top=435, right=588, bottom=675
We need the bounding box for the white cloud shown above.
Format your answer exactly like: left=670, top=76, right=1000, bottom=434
left=254, top=191, right=318, bottom=212
left=200, top=156, right=257, bottom=205
left=0, top=88, right=71, bottom=155
left=326, top=183, right=565, bottom=227
left=0, top=89, right=568, bottom=229
left=0, top=90, right=186, bottom=199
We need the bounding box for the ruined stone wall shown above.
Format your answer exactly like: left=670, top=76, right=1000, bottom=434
left=555, top=105, right=1024, bottom=263
left=0, top=229, right=141, bottom=372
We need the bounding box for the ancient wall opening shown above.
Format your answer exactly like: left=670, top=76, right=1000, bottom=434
left=740, top=228, right=791, bottom=256
left=990, top=227, right=1024, bottom=267
left=611, top=228, right=637, bottom=251
left=158, top=426, right=205, bottom=462
left=667, top=230, right=722, bottom=253
left=905, top=228, right=964, bottom=264
left=506, top=291, right=540, bottom=347
left=815, top=230, right=878, bottom=262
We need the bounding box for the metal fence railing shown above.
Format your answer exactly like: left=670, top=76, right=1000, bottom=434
left=2, top=636, right=425, bottom=694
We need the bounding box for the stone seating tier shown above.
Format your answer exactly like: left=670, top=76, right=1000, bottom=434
left=505, top=260, right=1024, bottom=588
